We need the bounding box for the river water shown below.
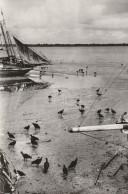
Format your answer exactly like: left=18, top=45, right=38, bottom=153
left=1, top=46, right=128, bottom=193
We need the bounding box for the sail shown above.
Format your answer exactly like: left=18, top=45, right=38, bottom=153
left=13, top=36, right=50, bottom=65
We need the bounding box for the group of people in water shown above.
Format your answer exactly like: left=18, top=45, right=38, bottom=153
left=76, top=66, right=97, bottom=77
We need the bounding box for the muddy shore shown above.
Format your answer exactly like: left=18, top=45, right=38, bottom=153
left=1, top=61, right=128, bottom=193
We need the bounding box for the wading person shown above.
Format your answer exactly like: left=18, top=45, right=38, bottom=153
left=120, top=112, right=127, bottom=123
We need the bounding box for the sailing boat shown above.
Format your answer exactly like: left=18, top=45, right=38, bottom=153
left=0, top=11, right=50, bottom=77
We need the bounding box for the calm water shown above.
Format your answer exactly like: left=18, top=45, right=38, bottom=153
left=35, top=46, right=128, bottom=64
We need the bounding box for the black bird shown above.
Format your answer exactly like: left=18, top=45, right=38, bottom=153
left=76, top=99, right=80, bottom=106
left=48, top=95, right=52, bottom=101
left=24, top=125, right=30, bottom=131
left=98, top=113, right=104, bottom=118
left=81, top=105, right=85, bottom=109
left=58, top=109, right=64, bottom=117
left=7, top=132, right=15, bottom=139
left=21, top=151, right=32, bottom=162
left=14, top=169, right=26, bottom=176
left=111, top=109, right=116, bottom=114
left=43, top=158, right=49, bottom=173
left=68, top=158, right=78, bottom=170
left=97, top=109, right=101, bottom=114
left=58, top=89, right=61, bottom=93
left=30, top=137, right=38, bottom=146
left=31, top=135, right=39, bottom=141
left=8, top=140, right=16, bottom=147
left=63, top=165, right=68, bottom=175
left=31, top=157, right=42, bottom=166
left=96, top=88, right=100, bottom=93
left=32, top=123, right=40, bottom=129
left=105, top=108, right=109, bottom=112
left=97, top=93, right=102, bottom=97
left=76, top=99, right=80, bottom=102
left=79, top=109, right=85, bottom=115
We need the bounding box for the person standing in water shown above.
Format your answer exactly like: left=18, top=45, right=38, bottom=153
left=120, top=112, right=127, bottom=123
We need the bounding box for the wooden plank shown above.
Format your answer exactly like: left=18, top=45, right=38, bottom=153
left=69, top=124, right=127, bottom=133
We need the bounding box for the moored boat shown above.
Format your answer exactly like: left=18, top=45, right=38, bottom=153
left=0, top=10, right=51, bottom=77
left=0, top=66, right=32, bottom=77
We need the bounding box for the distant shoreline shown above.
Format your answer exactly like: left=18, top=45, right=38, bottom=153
left=25, top=43, right=128, bottom=47
left=1, top=43, right=128, bottom=47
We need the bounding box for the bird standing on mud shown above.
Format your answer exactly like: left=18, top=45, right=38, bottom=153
left=97, top=109, right=101, bottom=114
left=79, top=109, right=85, bottom=115
left=8, top=140, right=16, bottom=147
left=43, top=158, right=49, bottom=173
left=98, top=113, right=104, bottom=118
left=81, top=105, right=85, bottom=109
left=48, top=95, right=52, bottom=102
left=96, top=88, right=100, bottom=93
left=111, top=109, right=116, bottom=115
left=7, top=132, right=15, bottom=139
left=21, top=151, right=32, bottom=162
left=68, top=158, right=78, bottom=170
left=76, top=99, right=80, bottom=106
left=24, top=125, right=30, bottom=131
left=31, top=135, right=39, bottom=141
left=63, top=165, right=68, bottom=175
left=58, top=89, right=62, bottom=94
left=14, top=169, right=26, bottom=177
left=105, top=108, right=109, bottom=112
left=58, top=109, right=64, bottom=117
left=32, top=123, right=40, bottom=130
left=30, top=136, right=38, bottom=147
left=97, top=92, right=102, bottom=97
left=31, top=157, right=42, bottom=166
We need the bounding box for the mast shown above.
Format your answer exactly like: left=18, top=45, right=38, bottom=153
left=0, top=33, right=3, bottom=48
left=0, top=33, right=2, bottom=45
left=0, top=22, right=10, bottom=57
left=6, top=31, right=13, bottom=56
left=6, top=31, right=17, bottom=58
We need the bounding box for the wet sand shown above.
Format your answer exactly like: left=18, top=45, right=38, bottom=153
left=1, top=61, right=128, bottom=193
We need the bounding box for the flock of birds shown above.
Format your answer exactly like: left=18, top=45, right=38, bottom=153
left=48, top=88, right=117, bottom=119
left=7, top=119, right=78, bottom=179
left=96, top=108, right=116, bottom=119
left=6, top=87, right=117, bottom=182
left=95, top=88, right=117, bottom=118
left=7, top=122, right=50, bottom=178
left=48, top=89, right=86, bottom=117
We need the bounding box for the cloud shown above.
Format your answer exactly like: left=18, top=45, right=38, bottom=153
left=1, top=0, right=128, bottom=43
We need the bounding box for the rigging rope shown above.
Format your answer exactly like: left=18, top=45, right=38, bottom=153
left=78, top=63, right=128, bottom=127
left=79, top=132, right=128, bottom=150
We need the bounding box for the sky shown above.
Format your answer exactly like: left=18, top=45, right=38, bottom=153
left=0, top=0, right=128, bottom=44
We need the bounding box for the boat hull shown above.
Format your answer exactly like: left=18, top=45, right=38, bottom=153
left=0, top=68, right=32, bottom=77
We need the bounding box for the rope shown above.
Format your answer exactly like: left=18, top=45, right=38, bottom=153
left=101, top=64, right=128, bottom=97
left=78, top=63, right=128, bottom=127
left=79, top=132, right=128, bottom=150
